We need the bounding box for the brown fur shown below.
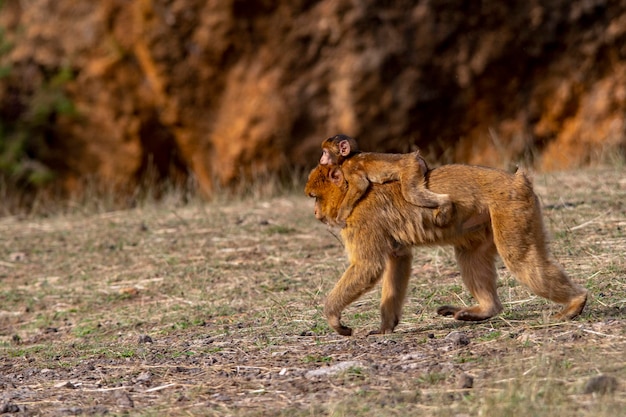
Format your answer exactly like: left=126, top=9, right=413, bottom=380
left=305, top=163, right=588, bottom=336
left=320, top=135, right=452, bottom=226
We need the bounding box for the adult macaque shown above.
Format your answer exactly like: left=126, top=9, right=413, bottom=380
left=319, top=135, right=452, bottom=227
left=305, top=163, right=588, bottom=336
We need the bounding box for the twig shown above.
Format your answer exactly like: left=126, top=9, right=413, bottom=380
left=570, top=210, right=611, bottom=231
left=144, top=383, right=177, bottom=393
left=578, top=327, right=624, bottom=339
left=83, top=386, right=132, bottom=392
left=503, top=297, right=537, bottom=305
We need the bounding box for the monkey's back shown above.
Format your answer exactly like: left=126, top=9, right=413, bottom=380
left=343, top=163, right=535, bottom=254
left=426, top=164, right=531, bottom=203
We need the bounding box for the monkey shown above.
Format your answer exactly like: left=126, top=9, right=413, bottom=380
left=304, top=163, right=588, bottom=336
left=319, top=134, right=453, bottom=227
left=319, top=134, right=360, bottom=165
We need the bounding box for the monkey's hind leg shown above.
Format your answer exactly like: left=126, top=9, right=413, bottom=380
left=437, top=236, right=503, bottom=321
left=493, top=196, right=588, bottom=320
left=374, top=246, right=413, bottom=335
left=503, top=252, right=588, bottom=320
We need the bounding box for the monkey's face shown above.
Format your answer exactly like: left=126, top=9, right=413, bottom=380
left=320, top=148, right=334, bottom=165
left=305, top=165, right=348, bottom=226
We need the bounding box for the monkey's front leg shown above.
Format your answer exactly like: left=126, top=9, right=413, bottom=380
left=324, top=260, right=385, bottom=336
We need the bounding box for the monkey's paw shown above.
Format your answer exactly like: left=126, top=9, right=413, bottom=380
left=334, top=325, right=353, bottom=336
left=436, top=305, right=460, bottom=317
left=554, top=291, right=588, bottom=320
left=437, top=305, right=496, bottom=321
left=433, top=203, right=454, bottom=227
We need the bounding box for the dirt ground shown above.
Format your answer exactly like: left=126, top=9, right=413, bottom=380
left=1, top=166, right=625, bottom=416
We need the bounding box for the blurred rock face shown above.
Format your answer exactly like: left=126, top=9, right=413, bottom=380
left=1, top=0, right=625, bottom=194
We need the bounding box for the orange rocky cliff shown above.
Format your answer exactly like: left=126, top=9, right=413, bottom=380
left=0, top=1, right=624, bottom=195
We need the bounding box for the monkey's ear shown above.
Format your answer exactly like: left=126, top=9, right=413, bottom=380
left=328, top=166, right=344, bottom=185
left=338, top=140, right=351, bottom=156
left=417, top=155, right=428, bottom=172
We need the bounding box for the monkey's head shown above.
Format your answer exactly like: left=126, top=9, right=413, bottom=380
left=305, top=164, right=348, bottom=226
left=320, top=135, right=359, bottom=165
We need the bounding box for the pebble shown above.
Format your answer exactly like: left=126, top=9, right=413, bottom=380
left=583, top=375, right=618, bottom=395
left=445, top=331, right=470, bottom=346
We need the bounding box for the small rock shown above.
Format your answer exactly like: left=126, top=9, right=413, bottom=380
left=0, top=402, right=23, bottom=413
left=458, top=373, right=474, bottom=389
left=0, top=381, right=16, bottom=389
left=401, top=362, right=422, bottom=371
left=113, top=391, right=134, bottom=408
left=9, top=252, right=26, bottom=262
left=54, top=380, right=77, bottom=389
left=86, top=405, right=109, bottom=415
left=400, top=352, right=427, bottom=361
left=211, top=393, right=231, bottom=402
left=583, top=375, right=618, bottom=395
left=138, top=334, right=153, bottom=344
left=445, top=331, right=470, bottom=346
left=59, top=407, right=83, bottom=415
left=305, top=361, right=364, bottom=378
left=135, top=371, right=152, bottom=384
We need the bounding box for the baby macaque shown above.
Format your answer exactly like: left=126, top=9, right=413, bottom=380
left=320, top=134, right=452, bottom=226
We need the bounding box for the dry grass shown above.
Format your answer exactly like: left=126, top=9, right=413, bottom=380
left=0, top=165, right=625, bottom=416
